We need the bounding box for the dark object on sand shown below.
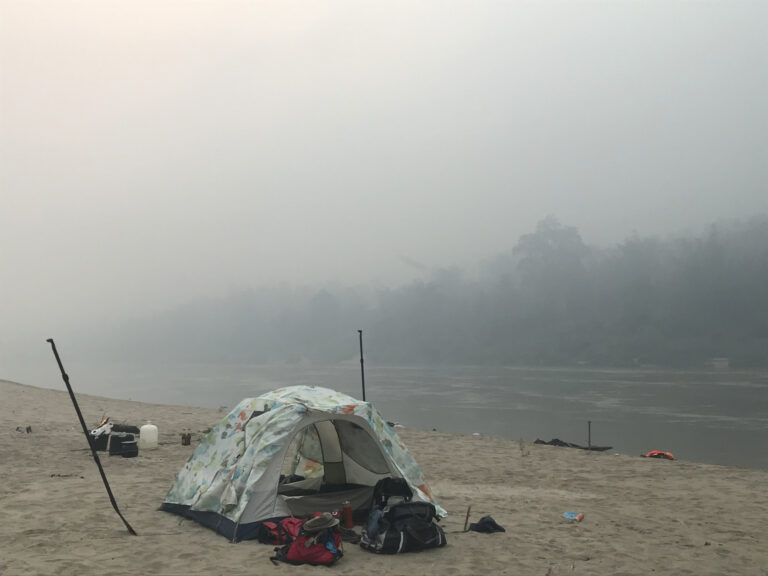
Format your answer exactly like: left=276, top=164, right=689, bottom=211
left=340, top=526, right=361, bottom=544
left=91, top=433, right=109, bottom=451
left=47, top=338, right=138, bottom=536
left=121, top=441, right=139, bottom=458
left=468, top=516, right=506, bottom=533
left=90, top=418, right=137, bottom=451
left=111, top=423, right=141, bottom=434
left=109, top=433, right=135, bottom=456
left=534, top=438, right=613, bottom=452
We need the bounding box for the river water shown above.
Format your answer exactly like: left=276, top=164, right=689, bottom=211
left=33, top=362, right=768, bottom=470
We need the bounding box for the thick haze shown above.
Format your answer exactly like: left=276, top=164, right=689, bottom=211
left=2, top=0, right=767, bottom=349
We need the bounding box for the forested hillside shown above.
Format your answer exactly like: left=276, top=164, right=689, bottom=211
left=96, top=216, right=768, bottom=368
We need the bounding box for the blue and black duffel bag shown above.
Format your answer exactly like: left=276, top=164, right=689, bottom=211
left=360, top=500, right=446, bottom=554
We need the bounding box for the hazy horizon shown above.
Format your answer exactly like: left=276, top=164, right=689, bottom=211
left=2, top=1, right=767, bottom=352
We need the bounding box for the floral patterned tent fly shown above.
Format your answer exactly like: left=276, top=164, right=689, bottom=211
left=162, top=386, right=445, bottom=541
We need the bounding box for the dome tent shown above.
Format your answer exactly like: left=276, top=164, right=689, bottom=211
left=162, top=386, right=445, bottom=541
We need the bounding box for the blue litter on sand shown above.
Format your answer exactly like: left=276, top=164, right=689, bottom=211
left=563, top=511, right=584, bottom=521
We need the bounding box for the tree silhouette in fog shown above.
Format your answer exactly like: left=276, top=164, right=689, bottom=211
left=98, top=215, right=768, bottom=369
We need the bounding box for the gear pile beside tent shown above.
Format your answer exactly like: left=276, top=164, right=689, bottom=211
left=162, top=386, right=445, bottom=541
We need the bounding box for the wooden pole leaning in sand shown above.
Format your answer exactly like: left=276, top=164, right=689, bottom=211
left=47, top=338, right=138, bottom=536
left=463, top=505, right=472, bottom=531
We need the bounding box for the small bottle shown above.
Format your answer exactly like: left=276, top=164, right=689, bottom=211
left=342, top=500, right=354, bottom=529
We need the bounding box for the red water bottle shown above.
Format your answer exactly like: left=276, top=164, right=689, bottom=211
left=342, top=500, right=354, bottom=528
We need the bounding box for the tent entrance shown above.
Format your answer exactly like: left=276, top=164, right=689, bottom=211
left=279, top=421, right=325, bottom=494
left=276, top=417, right=395, bottom=516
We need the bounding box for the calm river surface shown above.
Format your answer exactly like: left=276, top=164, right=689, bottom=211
left=31, top=362, right=768, bottom=470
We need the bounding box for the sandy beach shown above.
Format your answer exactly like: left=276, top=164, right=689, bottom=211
left=2, top=378, right=767, bottom=575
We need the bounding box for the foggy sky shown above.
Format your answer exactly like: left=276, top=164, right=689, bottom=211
left=2, top=0, right=767, bottom=341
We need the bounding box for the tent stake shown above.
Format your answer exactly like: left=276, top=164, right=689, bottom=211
left=463, top=504, right=472, bottom=531
left=358, top=329, right=366, bottom=401
left=47, top=338, right=137, bottom=535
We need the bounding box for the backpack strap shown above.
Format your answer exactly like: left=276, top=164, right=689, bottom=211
left=276, top=522, right=291, bottom=544
left=270, top=544, right=290, bottom=566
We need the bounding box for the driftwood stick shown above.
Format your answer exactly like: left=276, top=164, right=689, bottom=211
left=463, top=504, right=472, bottom=532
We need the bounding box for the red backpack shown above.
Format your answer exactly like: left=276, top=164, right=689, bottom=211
left=270, top=514, right=343, bottom=566
left=257, top=517, right=304, bottom=545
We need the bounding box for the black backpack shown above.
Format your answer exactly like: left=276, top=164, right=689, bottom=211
left=360, top=497, right=446, bottom=554
left=372, top=477, right=413, bottom=507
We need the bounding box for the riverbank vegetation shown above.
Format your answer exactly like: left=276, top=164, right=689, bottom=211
left=101, top=215, right=768, bottom=369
